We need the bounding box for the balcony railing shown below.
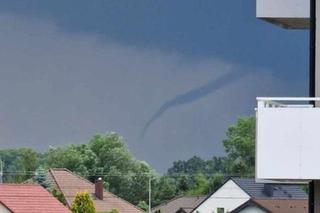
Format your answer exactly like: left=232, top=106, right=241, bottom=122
left=256, top=0, right=309, bottom=29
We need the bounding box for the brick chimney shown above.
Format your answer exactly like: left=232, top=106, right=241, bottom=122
left=263, top=183, right=274, bottom=197
left=95, top=177, right=104, bottom=200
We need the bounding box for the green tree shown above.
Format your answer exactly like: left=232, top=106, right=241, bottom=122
left=152, top=176, right=177, bottom=206
left=176, top=175, right=191, bottom=193
left=186, top=173, right=209, bottom=195
left=207, top=173, right=224, bottom=193
left=88, top=133, right=153, bottom=205
left=0, top=148, right=40, bottom=182
left=71, top=192, right=95, bottom=213
left=43, top=132, right=153, bottom=205
left=206, top=156, right=227, bottom=174
left=137, top=201, right=148, bottom=211
left=34, top=166, right=50, bottom=188
left=167, top=155, right=227, bottom=196
left=45, top=144, right=97, bottom=178
left=223, top=116, right=255, bottom=177
left=168, top=156, right=206, bottom=175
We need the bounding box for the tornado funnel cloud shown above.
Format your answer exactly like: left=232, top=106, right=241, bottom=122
left=141, top=71, right=248, bottom=138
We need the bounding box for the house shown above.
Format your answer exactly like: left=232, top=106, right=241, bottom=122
left=151, top=196, right=206, bottom=213
left=0, top=184, right=70, bottom=213
left=191, top=177, right=307, bottom=213
left=230, top=199, right=308, bottom=213
left=46, top=168, right=144, bottom=213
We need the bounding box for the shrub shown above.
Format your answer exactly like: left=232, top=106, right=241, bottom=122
left=71, top=191, right=95, bottom=213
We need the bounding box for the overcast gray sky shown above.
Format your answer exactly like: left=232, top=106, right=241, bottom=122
left=0, top=1, right=308, bottom=172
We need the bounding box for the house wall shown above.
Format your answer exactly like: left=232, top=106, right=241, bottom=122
left=0, top=203, right=11, bottom=213
left=193, top=180, right=250, bottom=213
left=237, top=206, right=267, bottom=213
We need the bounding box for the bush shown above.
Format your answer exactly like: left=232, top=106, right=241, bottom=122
left=71, top=192, right=95, bottom=213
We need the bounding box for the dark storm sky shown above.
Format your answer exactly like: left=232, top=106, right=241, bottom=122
left=0, top=0, right=308, bottom=171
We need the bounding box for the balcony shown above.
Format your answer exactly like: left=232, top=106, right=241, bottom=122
left=256, top=97, right=320, bottom=182
left=256, top=0, right=309, bottom=29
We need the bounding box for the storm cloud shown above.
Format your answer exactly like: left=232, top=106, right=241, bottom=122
left=0, top=14, right=304, bottom=171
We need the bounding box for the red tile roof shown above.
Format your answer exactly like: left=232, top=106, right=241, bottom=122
left=48, top=168, right=144, bottom=213
left=254, top=199, right=308, bottom=213
left=0, top=184, right=70, bottom=213
left=231, top=198, right=308, bottom=213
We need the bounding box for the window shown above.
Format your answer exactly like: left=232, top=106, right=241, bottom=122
left=217, top=208, right=224, bottom=213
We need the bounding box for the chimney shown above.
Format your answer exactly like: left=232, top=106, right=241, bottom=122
left=95, top=177, right=104, bottom=200
left=263, top=183, right=274, bottom=197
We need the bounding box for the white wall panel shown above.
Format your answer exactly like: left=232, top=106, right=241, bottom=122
left=257, top=106, right=320, bottom=181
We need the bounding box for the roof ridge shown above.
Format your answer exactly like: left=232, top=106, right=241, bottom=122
left=0, top=183, right=39, bottom=186
left=48, top=168, right=72, bottom=207
left=151, top=195, right=184, bottom=210
left=49, top=168, right=69, bottom=171
left=0, top=200, right=14, bottom=213
left=50, top=168, right=96, bottom=186
left=230, top=177, right=254, bottom=180
left=0, top=195, right=55, bottom=197
left=253, top=198, right=308, bottom=201
left=230, top=198, right=272, bottom=213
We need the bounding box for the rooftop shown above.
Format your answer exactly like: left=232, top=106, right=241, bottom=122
left=231, top=198, right=308, bottom=213
left=0, top=184, right=70, bottom=213
left=152, top=195, right=206, bottom=213
left=232, top=178, right=307, bottom=199
left=48, top=168, right=144, bottom=213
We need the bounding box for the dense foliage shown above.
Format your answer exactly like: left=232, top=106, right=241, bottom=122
left=152, top=117, right=255, bottom=205
left=137, top=201, right=148, bottom=211
left=0, top=116, right=255, bottom=207
left=45, top=133, right=153, bottom=205
left=223, top=117, right=255, bottom=176
left=0, top=148, right=40, bottom=182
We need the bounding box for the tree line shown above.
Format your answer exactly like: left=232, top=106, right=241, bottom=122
left=0, top=116, right=255, bottom=208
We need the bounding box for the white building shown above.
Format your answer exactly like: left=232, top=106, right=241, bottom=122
left=191, top=178, right=307, bottom=213
left=192, top=179, right=250, bottom=213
